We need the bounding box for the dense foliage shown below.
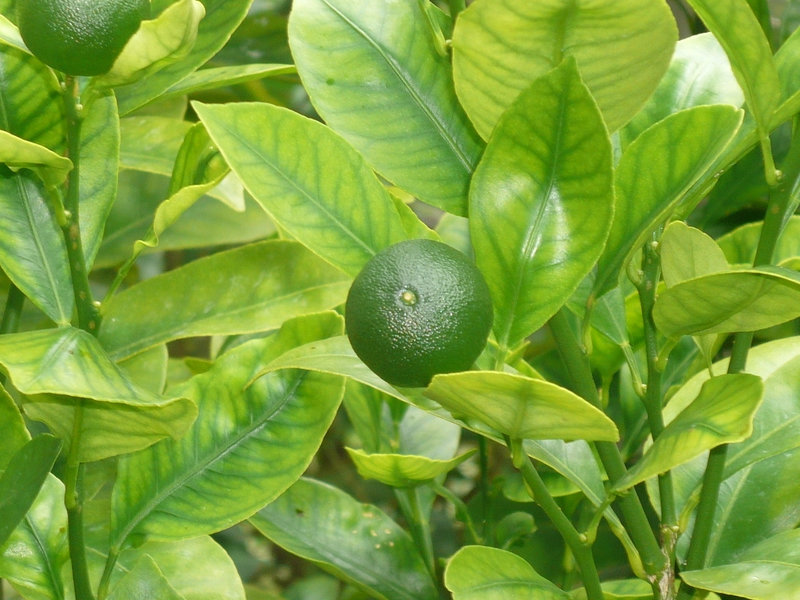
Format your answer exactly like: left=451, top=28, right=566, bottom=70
left=0, top=0, right=799, bottom=599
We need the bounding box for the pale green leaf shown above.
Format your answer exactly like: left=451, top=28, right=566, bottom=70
left=716, top=216, right=800, bottom=266
left=251, top=477, right=437, bottom=600
left=424, top=371, right=619, bottom=442
left=79, top=92, right=120, bottom=270
left=686, top=0, right=782, bottom=134
left=99, top=240, right=350, bottom=360
left=0, top=171, right=73, bottom=324
left=653, top=267, right=800, bottom=337
left=774, top=25, right=800, bottom=124
left=288, top=0, right=483, bottom=215
left=661, top=221, right=729, bottom=287
left=0, top=387, right=29, bottom=471
left=107, top=555, right=184, bottom=600
left=346, top=447, right=475, bottom=488
left=570, top=578, right=653, bottom=600
left=119, top=116, right=194, bottom=175
left=445, top=545, right=569, bottom=599
left=470, top=59, right=614, bottom=348
left=0, top=130, right=72, bottom=187
left=0, top=13, right=25, bottom=52
left=681, top=530, right=800, bottom=599
left=621, top=33, right=744, bottom=147
left=616, top=374, right=763, bottom=490
left=110, top=313, right=345, bottom=544
left=594, top=105, right=743, bottom=297
left=162, top=63, right=296, bottom=98
left=97, top=0, right=205, bottom=88
left=0, top=475, right=68, bottom=600
left=452, top=0, right=677, bottom=137
left=115, top=0, right=252, bottom=115
left=195, top=101, right=407, bottom=275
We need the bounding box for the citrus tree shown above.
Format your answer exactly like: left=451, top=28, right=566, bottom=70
left=0, top=0, right=799, bottom=599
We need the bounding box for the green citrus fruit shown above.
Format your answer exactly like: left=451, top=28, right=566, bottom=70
left=345, top=239, right=493, bottom=388
left=18, top=0, right=150, bottom=76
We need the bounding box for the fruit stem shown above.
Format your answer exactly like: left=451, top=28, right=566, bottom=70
left=509, top=438, right=604, bottom=600
left=677, top=131, right=800, bottom=599
left=548, top=309, right=668, bottom=585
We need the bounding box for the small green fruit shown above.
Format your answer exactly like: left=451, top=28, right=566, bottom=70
left=345, top=239, right=493, bottom=388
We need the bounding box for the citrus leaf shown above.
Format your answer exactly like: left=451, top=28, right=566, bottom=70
left=99, top=240, right=350, bottom=360
left=717, top=215, right=800, bottom=266
left=774, top=25, right=800, bottom=125
left=686, top=0, right=782, bottom=135
left=661, top=222, right=729, bottom=287
left=288, top=0, right=483, bottom=215
left=346, top=447, right=475, bottom=488
left=470, top=58, right=614, bottom=349
left=119, top=116, right=193, bottom=175
left=0, top=170, right=73, bottom=324
left=594, top=105, right=743, bottom=298
left=0, top=130, right=72, bottom=187
left=107, top=555, right=184, bottom=600
left=0, top=14, right=25, bottom=52
left=444, top=545, right=569, bottom=600
left=0, top=435, right=61, bottom=548
left=0, top=475, right=68, bottom=600
left=0, top=327, right=197, bottom=462
left=653, top=267, right=800, bottom=337
left=79, top=92, right=120, bottom=270
left=681, top=529, right=800, bottom=600
left=110, top=313, right=345, bottom=545
left=424, top=371, right=619, bottom=442
left=194, top=101, right=407, bottom=276
left=571, top=579, right=654, bottom=600
left=452, top=0, right=677, bottom=138
left=0, top=387, right=29, bottom=471
left=616, top=374, right=763, bottom=491
left=162, top=63, right=295, bottom=98
left=620, top=33, right=744, bottom=147
left=251, top=477, right=438, bottom=600
left=98, top=0, right=206, bottom=88
left=0, top=44, right=64, bottom=152
left=115, top=0, right=252, bottom=115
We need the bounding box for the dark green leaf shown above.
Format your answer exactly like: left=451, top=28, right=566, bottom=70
left=0, top=435, right=61, bottom=548
left=251, top=477, right=437, bottom=600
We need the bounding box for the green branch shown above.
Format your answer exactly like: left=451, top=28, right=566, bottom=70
left=509, top=439, right=604, bottom=600
left=549, top=309, right=667, bottom=582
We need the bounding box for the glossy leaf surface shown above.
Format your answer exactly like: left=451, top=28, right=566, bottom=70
left=107, top=555, right=184, bottom=600
left=444, top=545, right=569, bottom=599
left=0, top=475, right=68, bottom=600
left=616, top=374, right=763, bottom=490
left=660, top=221, right=729, bottom=287
left=252, top=477, right=436, bottom=600
left=682, top=530, right=800, bottom=599
left=716, top=216, right=800, bottom=266
left=424, top=371, right=619, bottom=442
left=686, top=0, right=781, bottom=133
left=0, top=435, right=61, bottom=548
left=470, top=59, right=613, bottom=348
left=288, top=0, right=483, bottom=214
left=111, top=313, right=345, bottom=545
left=594, top=105, right=742, bottom=297
left=0, top=170, right=73, bottom=324
left=621, top=33, right=744, bottom=146
left=653, top=267, right=800, bottom=337
left=115, top=0, right=252, bottom=115
left=99, top=241, right=350, bottom=359
left=452, top=0, right=677, bottom=137
left=346, top=447, right=475, bottom=488
left=195, top=101, right=406, bottom=275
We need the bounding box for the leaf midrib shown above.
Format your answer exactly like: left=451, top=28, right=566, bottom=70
left=318, top=0, right=475, bottom=173
left=113, top=371, right=307, bottom=548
